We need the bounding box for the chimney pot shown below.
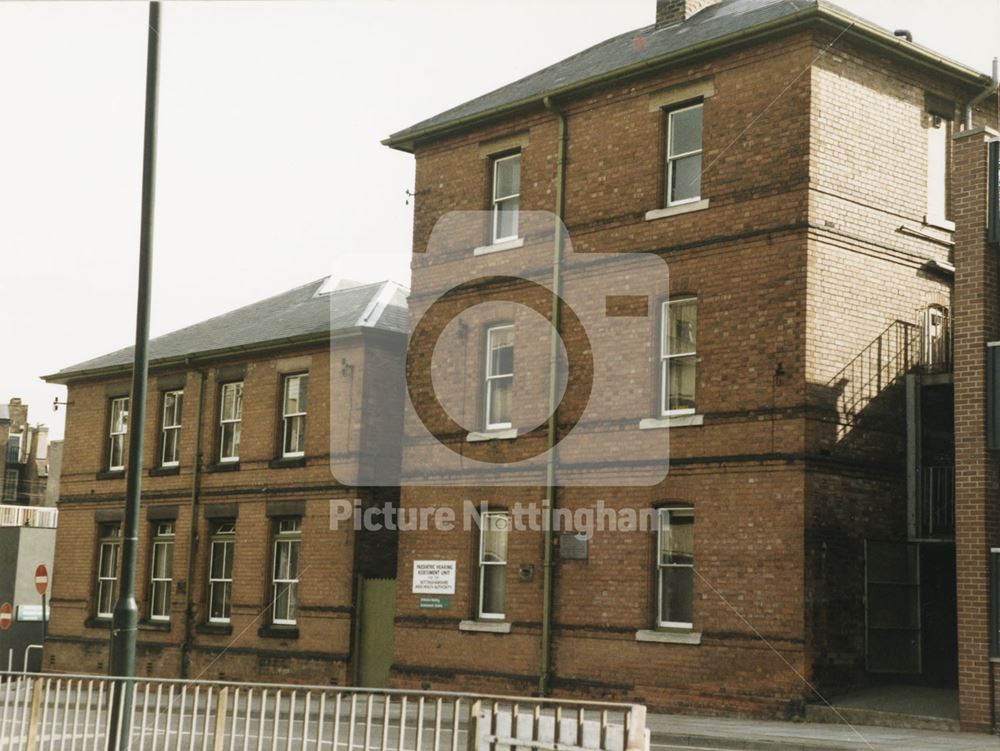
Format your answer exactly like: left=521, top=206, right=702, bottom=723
left=656, top=0, right=721, bottom=28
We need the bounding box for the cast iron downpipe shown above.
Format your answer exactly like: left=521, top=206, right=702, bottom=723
left=539, top=95, right=567, bottom=697
left=180, top=367, right=206, bottom=679
left=963, top=57, right=999, bottom=130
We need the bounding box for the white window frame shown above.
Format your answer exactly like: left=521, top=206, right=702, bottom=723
left=478, top=510, right=509, bottom=621
left=281, top=374, right=308, bottom=459
left=108, top=397, right=128, bottom=471
left=492, top=153, right=521, bottom=244
left=665, top=102, right=704, bottom=208
left=149, top=521, right=175, bottom=622
left=271, top=518, right=301, bottom=626
left=485, top=325, right=514, bottom=430
left=160, top=390, right=183, bottom=467
left=657, top=507, right=694, bottom=629
left=660, top=298, right=697, bottom=417
left=208, top=521, right=236, bottom=624
left=96, top=523, right=121, bottom=619
left=219, top=382, right=243, bottom=463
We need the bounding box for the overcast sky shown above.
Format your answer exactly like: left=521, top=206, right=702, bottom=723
left=1, top=0, right=997, bottom=440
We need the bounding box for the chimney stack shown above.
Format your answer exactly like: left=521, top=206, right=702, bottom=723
left=656, top=0, right=721, bottom=28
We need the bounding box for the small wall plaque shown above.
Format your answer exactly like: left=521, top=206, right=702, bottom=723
left=560, top=533, right=589, bottom=560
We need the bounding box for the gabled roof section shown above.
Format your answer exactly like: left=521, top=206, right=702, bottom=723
left=44, top=278, right=409, bottom=383
left=384, top=0, right=990, bottom=152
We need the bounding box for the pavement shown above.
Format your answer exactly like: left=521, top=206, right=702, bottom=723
left=647, top=712, right=1000, bottom=750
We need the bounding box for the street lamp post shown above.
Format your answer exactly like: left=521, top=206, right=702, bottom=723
left=108, top=2, right=161, bottom=747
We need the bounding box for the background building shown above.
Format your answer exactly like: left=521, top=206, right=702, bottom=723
left=41, top=277, right=407, bottom=686
left=1, top=398, right=53, bottom=507
left=0, top=398, right=58, bottom=671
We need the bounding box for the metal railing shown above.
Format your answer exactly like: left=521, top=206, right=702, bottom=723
left=829, top=320, right=918, bottom=428
left=919, top=465, right=955, bottom=538
left=0, top=672, right=648, bottom=751
left=0, top=505, right=58, bottom=529
left=829, top=308, right=952, bottom=431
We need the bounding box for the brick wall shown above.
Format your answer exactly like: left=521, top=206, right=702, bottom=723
left=394, top=20, right=995, bottom=718
left=45, top=332, right=404, bottom=684
left=952, top=126, right=1000, bottom=732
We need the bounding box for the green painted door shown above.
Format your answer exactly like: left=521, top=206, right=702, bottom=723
left=357, top=577, right=396, bottom=687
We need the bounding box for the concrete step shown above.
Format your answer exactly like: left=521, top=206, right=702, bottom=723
left=803, top=703, right=959, bottom=733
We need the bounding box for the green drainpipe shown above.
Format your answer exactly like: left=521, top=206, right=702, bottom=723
left=539, top=95, right=567, bottom=697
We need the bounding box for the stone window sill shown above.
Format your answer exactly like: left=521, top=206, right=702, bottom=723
left=467, top=428, right=518, bottom=442
left=473, top=237, right=524, bottom=256
left=95, top=470, right=125, bottom=481
left=459, top=620, right=512, bottom=634
left=258, top=625, right=299, bottom=640
left=269, top=457, right=306, bottom=469
left=139, top=620, right=171, bottom=632
left=196, top=622, right=234, bottom=636
left=645, top=199, right=710, bottom=222
left=923, top=215, right=956, bottom=232
left=639, top=414, right=704, bottom=430
left=206, top=461, right=240, bottom=473
left=149, top=465, right=180, bottom=477
left=84, top=617, right=112, bottom=630
left=635, top=629, right=701, bottom=645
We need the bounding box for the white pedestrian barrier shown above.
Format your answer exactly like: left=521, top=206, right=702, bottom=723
left=0, top=671, right=649, bottom=751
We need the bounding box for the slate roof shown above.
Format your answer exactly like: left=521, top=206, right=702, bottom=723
left=45, top=278, right=409, bottom=382
left=384, top=0, right=988, bottom=150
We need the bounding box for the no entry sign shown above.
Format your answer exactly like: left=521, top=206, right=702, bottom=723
left=35, top=565, right=48, bottom=596
left=0, top=602, right=12, bottom=631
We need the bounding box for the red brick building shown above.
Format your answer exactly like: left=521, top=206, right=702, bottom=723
left=41, top=277, right=407, bottom=686
left=951, top=127, right=1000, bottom=732
left=384, top=0, right=999, bottom=728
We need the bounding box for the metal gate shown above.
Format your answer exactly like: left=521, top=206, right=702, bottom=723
left=865, top=539, right=922, bottom=674
left=0, top=671, right=648, bottom=751
left=356, top=577, right=396, bottom=688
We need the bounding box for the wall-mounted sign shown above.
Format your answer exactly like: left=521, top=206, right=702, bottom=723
left=418, top=596, right=451, bottom=610
left=16, top=605, right=49, bottom=622
left=990, top=140, right=999, bottom=247
left=412, top=560, right=456, bottom=595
